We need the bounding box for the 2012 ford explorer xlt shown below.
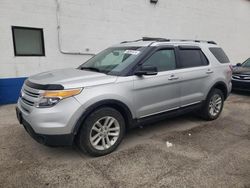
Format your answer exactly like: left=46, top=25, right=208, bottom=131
left=16, top=37, right=232, bottom=156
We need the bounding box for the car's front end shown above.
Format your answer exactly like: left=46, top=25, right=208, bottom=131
left=16, top=79, right=84, bottom=146
left=15, top=67, right=120, bottom=146
left=232, top=74, right=250, bottom=91
left=16, top=45, right=146, bottom=148
left=232, top=58, right=250, bottom=91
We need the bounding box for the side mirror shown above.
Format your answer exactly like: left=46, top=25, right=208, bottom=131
left=236, top=63, right=242, bottom=67
left=135, top=66, right=158, bottom=76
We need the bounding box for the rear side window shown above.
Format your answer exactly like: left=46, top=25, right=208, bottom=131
left=179, top=49, right=209, bottom=68
left=209, top=47, right=229, bottom=63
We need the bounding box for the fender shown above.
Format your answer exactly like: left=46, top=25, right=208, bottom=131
left=72, top=99, right=135, bottom=135
left=206, top=81, right=229, bottom=100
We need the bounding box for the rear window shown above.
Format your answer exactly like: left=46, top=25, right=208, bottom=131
left=209, top=47, right=229, bottom=63
left=179, top=49, right=209, bottom=68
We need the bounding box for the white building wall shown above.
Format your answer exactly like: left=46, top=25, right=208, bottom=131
left=0, top=0, right=250, bottom=78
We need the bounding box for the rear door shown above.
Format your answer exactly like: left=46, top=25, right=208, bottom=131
left=133, top=47, right=181, bottom=118
left=176, top=46, right=212, bottom=107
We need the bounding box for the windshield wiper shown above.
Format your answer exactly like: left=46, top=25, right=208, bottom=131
left=80, top=67, right=100, bottom=72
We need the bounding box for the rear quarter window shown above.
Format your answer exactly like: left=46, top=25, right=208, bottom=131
left=209, top=47, right=230, bottom=63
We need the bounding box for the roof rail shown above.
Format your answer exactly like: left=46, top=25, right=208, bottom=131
left=121, top=37, right=217, bottom=45
left=162, top=39, right=217, bottom=45
left=207, top=41, right=217, bottom=45
left=142, top=37, right=170, bottom=42
left=120, top=39, right=142, bottom=44
left=120, top=37, right=170, bottom=44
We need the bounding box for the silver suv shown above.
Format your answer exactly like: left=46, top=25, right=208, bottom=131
left=16, top=37, right=232, bottom=156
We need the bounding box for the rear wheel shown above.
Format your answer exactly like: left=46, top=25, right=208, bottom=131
left=77, top=107, right=125, bottom=157
left=200, top=89, right=224, bottom=121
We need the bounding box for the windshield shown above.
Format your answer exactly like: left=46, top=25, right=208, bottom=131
left=242, top=58, right=250, bottom=68
left=78, top=47, right=145, bottom=75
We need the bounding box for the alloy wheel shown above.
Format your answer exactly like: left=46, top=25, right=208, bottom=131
left=208, top=94, right=222, bottom=117
left=90, top=116, right=120, bottom=151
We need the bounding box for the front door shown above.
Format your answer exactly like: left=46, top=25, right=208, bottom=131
left=133, top=48, right=181, bottom=118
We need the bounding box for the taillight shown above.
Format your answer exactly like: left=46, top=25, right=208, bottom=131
left=226, top=65, right=233, bottom=83
left=229, top=65, right=233, bottom=72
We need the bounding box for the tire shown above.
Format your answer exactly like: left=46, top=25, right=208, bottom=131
left=200, top=89, right=224, bottom=121
left=76, top=107, right=125, bottom=157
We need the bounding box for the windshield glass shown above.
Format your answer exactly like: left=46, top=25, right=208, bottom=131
left=242, top=58, right=250, bottom=68
left=78, top=47, right=145, bottom=75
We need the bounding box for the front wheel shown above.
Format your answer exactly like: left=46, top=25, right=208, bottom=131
left=76, top=107, right=125, bottom=157
left=200, top=89, right=224, bottom=121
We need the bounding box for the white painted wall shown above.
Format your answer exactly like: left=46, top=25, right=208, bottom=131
left=0, top=0, right=250, bottom=78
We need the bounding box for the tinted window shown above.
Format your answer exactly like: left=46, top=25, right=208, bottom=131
left=143, top=49, right=176, bottom=72
left=12, top=26, right=45, bottom=56
left=179, top=49, right=208, bottom=68
left=209, top=47, right=229, bottom=63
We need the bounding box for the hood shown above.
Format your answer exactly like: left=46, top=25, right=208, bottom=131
left=28, top=68, right=117, bottom=89
left=233, top=67, right=250, bottom=75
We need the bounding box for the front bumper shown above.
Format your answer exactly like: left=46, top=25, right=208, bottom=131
left=16, top=107, right=74, bottom=146
left=17, top=95, right=83, bottom=135
left=232, top=79, right=250, bottom=91
left=16, top=94, right=85, bottom=146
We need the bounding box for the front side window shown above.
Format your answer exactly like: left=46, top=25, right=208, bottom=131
left=242, top=58, right=250, bottom=68
left=179, top=49, right=208, bottom=68
left=79, top=47, right=145, bottom=75
left=142, top=49, right=176, bottom=72
left=12, top=26, right=45, bottom=56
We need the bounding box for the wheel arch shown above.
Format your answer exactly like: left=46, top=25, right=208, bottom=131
left=73, top=99, right=135, bottom=136
left=207, top=81, right=228, bottom=100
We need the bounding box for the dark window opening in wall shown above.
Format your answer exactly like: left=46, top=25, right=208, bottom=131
left=12, top=26, right=45, bottom=56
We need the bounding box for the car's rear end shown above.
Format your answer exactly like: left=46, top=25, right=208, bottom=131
left=207, top=46, right=232, bottom=97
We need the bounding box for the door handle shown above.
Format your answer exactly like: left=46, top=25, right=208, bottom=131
left=206, top=69, right=214, bottom=74
left=168, top=75, right=179, bottom=80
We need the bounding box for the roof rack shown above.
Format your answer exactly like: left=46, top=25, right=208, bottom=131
left=121, top=37, right=217, bottom=45
left=120, top=39, right=142, bottom=44
left=142, top=37, right=170, bottom=42
left=167, top=39, right=217, bottom=45
left=120, top=37, right=169, bottom=44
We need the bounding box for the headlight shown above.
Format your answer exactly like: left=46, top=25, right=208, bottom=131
left=35, top=88, right=82, bottom=108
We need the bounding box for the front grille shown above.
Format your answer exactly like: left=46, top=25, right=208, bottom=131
left=20, top=105, right=30, bottom=113
left=23, top=89, right=39, bottom=98
left=232, top=74, right=250, bottom=80
left=20, top=83, right=42, bottom=107
left=21, top=97, right=35, bottom=106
